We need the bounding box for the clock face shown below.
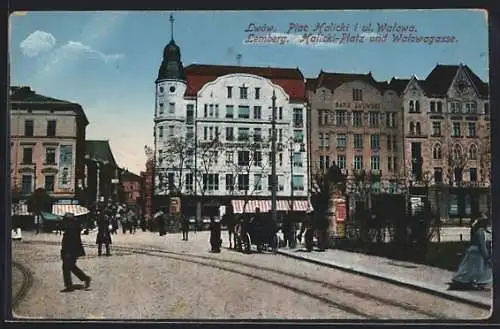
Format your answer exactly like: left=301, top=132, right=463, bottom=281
left=169, top=86, right=176, bottom=93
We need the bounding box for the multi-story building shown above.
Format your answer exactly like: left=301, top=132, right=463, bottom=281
left=140, top=158, right=154, bottom=222
left=121, top=170, right=142, bottom=209
left=307, top=71, right=407, bottom=200
left=10, top=86, right=89, bottom=209
left=403, top=64, right=490, bottom=219
left=153, top=25, right=309, bottom=217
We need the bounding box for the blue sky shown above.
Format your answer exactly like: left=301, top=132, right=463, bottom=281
left=9, top=10, right=489, bottom=175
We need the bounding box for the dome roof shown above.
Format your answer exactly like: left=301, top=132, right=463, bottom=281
left=157, top=39, right=185, bottom=82
left=163, top=40, right=180, bottom=59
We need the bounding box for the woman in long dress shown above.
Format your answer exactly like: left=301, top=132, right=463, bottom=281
left=450, top=213, right=492, bottom=290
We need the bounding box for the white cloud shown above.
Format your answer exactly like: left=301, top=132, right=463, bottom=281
left=60, top=41, right=124, bottom=62
left=20, top=30, right=56, bottom=57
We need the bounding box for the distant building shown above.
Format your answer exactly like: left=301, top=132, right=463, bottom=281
left=121, top=170, right=142, bottom=209
left=140, top=159, right=154, bottom=221
left=10, top=86, right=89, bottom=208
left=84, top=140, right=123, bottom=208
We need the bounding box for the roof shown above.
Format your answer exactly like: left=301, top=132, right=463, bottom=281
left=183, top=64, right=306, bottom=102
left=10, top=86, right=89, bottom=125
left=305, top=78, right=317, bottom=92
left=121, top=170, right=142, bottom=182
left=422, top=64, right=488, bottom=97
left=85, top=140, right=119, bottom=168
left=315, top=71, right=385, bottom=93
left=388, top=78, right=411, bottom=94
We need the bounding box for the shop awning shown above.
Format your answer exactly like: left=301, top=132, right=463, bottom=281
left=40, top=212, right=62, bottom=221
left=231, top=200, right=312, bottom=214
left=53, top=204, right=90, bottom=216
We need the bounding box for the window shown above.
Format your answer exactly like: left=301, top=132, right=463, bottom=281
left=318, top=110, right=329, bottom=125
left=215, top=104, right=219, bottom=118
left=225, top=105, right=234, bottom=118
left=468, top=122, right=477, bottom=137
left=47, top=120, right=56, bottom=137
left=450, top=102, right=462, bottom=113
left=169, top=102, right=175, bottom=114
left=354, top=155, right=363, bottom=170
left=432, top=143, right=442, bottom=159
left=186, top=126, right=194, bottom=140
left=254, top=174, right=262, bottom=190
left=168, top=173, right=175, bottom=189
left=293, top=108, right=303, bottom=126
left=253, top=106, right=262, bottom=119
left=208, top=104, right=214, bottom=117
left=186, top=104, right=194, bottom=124
left=370, top=135, right=380, bottom=150
left=23, top=147, right=32, bottom=164
left=226, top=151, right=234, bottom=165
left=238, top=105, right=250, bottom=119
left=239, top=86, right=248, bottom=99
left=453, top=122, right=461, bottom=137
left=430, top=101, right=436, bottom=113
left=392, top=135, right=397, bottom=152
left=226, top=127, right=234, bottom=141
left=386, top=112, right=396, bottom=128
left=437, top=101, right=443, bottom=113
left=238, top=174, right=249, bottom=190
left=238, top=127, right=249, bottom=141
left=43, top=175, right=54, bottom=192
left=319, top=155, right=330, bottom=171
left=254, top=128, right=262, bottom=142
left=415, top=100, right=420, bottom=113
left=254, top=151, right=262, bottom=166
left=453, top=143, right=463, bottom=160
left=158, top=126, right=164, bottom=138
left=267, top=175, right=274, bottom=191
left=204, top=104, right=208, bottom=117
left=24, top=120, right=34, bottom=137
left=158, top=150, right=163, bottom=164
left=319, top=132, right=329, bottom=148
left=294, top=130, right=304, bottom=143
left=416, top=122, right=421, bottom=135
left=278, top=153, right=283, bottom=167
left=293, top=152, right=302, bottom=167
left=255, top=87, right=260, bottom=100
left=369, top=112, right=379, bottom=128
left=168, top=125, right=175, bottom=137
left=337, top=155, right=346, bottom=169
left=409, top=100, right=414, bottom=112
left=203, top=127, right=208, bottom=140
left=336, top=134, right=346, bottom=148
left=393, top=157, right=398, bottom=172
left=484, top=103, right=490, bottom=116
left=226, top=174, right=234, bottom=191
left=387, top=135, right=392, bottom=151
left=388, top=156, right=393, bottom=171
left=21, top=175, right=32, bottom=194
left=434, top=168, right=443, bottom=183
left=432, top=121, right=441, bottom=136
left=45, top=147, right=56, bottom=164
left=203, top=174, right=219, bottom=191
left=238, top=151, right=250, bottom=166
left=409, top=122, right=415, bottom=134
left=352, top=88, right=363, bottom=101
left=278, top=107, right=283, bottom=120
left=159, top=103, right=164, bottom=114
left=185, top=174, right=194, bottom=191
left=227, top=86, right=232, bottom=99
left=352, top=111, right=362, bottom=127
left=292, top=175, right=304, bottom=191
left=469, top=168, right=478, bottom=182
left=469, top=144, right=478, bottom=160
left=335, top=110, right=346, bottom=127
left=371, top=155, right=380, bottom=170
left=353, top=134, right=363, bottom=149
left=465, top=102, right=477, bottom=113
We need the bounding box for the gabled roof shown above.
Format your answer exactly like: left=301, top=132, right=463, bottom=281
left=387, top=77, right=411, bottom=94
left=183, top=64, right=306, bottom=102
left=10, top=86, right=89, bottom=125
left=121, top=170, right=142, bottom=182
left=305, top=78, right=317, bottom=92
left=315, top=71, right=385, bottom=93
left=85, top=140, right=119, bottom=168
left=423, top=64, right=488, bottom=97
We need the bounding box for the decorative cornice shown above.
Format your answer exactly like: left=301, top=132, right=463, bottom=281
left=18, top=167, right=35, bottom=173
left=41, top=167, right=59, bottom=174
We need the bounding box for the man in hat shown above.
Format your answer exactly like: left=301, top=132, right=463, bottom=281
left=60, top=212, right=91, bottom=292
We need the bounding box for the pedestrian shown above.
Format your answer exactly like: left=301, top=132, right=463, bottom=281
left=127, top=209, right=135, bottom=234
left=60, top=213, right=91, bottom=292
left=155, top=210, right=166, bottom=236
left=450, top=213, right=492, bottom=290
left=96, top=213, right=112, bottom=256
left=34, top=213, right=41, bottom=234
left=181, top=214, right=189, bottom=241
left=209, top=216, right=222, bottom=253
left=121, top=210, right=129, bottom=234
left=282, top=211, right=292, bottom=248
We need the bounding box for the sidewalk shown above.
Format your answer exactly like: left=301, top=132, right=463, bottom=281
left=277, top=245, right=491, bottom=309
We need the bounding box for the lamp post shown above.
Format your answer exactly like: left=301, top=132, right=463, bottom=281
left=286, top=137, right=306, bottom=213
left=271, top=90, right=278, bottom=223
left=33, top=163, right=37, bottom=192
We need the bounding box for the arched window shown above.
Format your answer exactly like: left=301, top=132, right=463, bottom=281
left=453, top=143, right=463, bottom=160
left=409, top=122, right=415, bottom=134
left=469, top=144, right=478, bottom=160
left=415, top=100, right=420, bottom=112
left=416, top=122, right=421, bottom=135
left=433, top=143, right=442, bottom=159
left=409, top=100, right=414, bottom=112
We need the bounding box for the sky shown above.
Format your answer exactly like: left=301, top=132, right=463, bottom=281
left=9, top=10, right=489, bottom=175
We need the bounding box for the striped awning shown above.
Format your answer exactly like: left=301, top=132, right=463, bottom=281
left=231, top=200, right=312, bottom=214
left=53, top=204, right=90, bottom=216
left=11, top=204, right=29, bottom=216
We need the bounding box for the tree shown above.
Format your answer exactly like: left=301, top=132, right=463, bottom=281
left=226, top=136, right=268, bottom=214
left=27, top=188, right=54, bottom=215
left=310, top=161, right=346, bottom=221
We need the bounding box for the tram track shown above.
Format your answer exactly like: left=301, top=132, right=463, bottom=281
left=16, top=240, right=486, bottom=320
left=12, top=261, right=34, bottom=312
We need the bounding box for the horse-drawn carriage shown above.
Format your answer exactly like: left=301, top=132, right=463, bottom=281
left=234, top=215, right=280, bottom=253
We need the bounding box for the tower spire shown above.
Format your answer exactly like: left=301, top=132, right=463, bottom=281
left=169, top=13, right=175, bottom=41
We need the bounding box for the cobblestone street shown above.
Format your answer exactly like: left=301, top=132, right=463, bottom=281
left=11, top=230, right=490, bottom=320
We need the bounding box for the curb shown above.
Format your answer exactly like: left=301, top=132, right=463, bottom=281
left=277, top=249, right=491, bottom=310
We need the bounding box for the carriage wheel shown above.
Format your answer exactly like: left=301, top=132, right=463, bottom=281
left=244, top=233, right=251, bottom=253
